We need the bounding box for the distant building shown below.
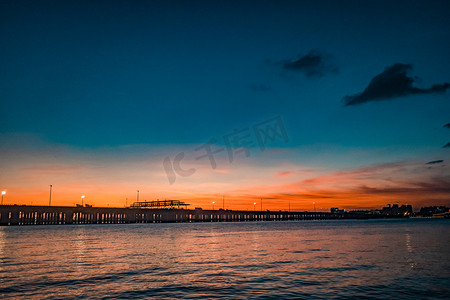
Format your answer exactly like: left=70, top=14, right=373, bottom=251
left=331, top=207, right=346, bottom=213
left=381, top=204, right=412, bottom=217
left=418, top=206, right=449, bottom=217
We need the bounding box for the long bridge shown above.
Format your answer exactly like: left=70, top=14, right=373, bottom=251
left=0, top=204, right=373, bottom=226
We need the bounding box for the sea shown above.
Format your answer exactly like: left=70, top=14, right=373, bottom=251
left=0, top=218, right=449, bottom=299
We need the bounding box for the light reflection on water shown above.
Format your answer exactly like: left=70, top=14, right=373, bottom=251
left=0, top=219, right=449, bottom=299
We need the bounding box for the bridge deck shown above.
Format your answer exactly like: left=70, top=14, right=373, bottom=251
left=0, top=205, right=367, bottom=226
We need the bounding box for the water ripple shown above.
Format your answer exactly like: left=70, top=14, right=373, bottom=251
left=0, top=219, right=449, bottom=299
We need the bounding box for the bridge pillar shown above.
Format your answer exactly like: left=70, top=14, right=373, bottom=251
left=0, top=210, right=9, bottom=225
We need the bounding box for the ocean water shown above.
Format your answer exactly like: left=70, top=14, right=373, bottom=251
left=0, top=219, right=449, bottom=299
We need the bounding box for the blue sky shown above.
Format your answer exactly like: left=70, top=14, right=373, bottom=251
left=1, top=0, right=449, bottom=209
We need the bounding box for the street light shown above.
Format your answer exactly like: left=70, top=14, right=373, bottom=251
left=212, top=201, right=215, bottom=210
left=1, top=191, right=5, bottom=205
left=313, top=201, right=316, bottom=212
left=254, top=202, right=256, bottom=211
left=81, top=195, right=85, bottom=206
left=49, top=185, right=52, bottom=206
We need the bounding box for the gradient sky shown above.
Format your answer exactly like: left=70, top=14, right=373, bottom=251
left=1, top=0, right=449, bottom=210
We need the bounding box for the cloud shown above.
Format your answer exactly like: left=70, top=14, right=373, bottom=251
left=354, top=179, right=450, bottom=196
left=444, top=123, right=450, bottom=129
left=276, top=171, right=292, bottom=178
left=249, top=160, right=450, bottom=209
left=426, top=160, right=444, bottom=165
left=281, top=50, right=338, bottom=78
left=344, top=63, right=450, bottom=106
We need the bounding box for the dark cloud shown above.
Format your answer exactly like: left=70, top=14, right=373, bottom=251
left=282, top=50, right=338, bottom=78
left=444, top=143, right=450, bottom=148
left=444, top=123, right=450, bottom=129
left=426, top=160, right=444, bottom=165
left=356, top=178, right=450, bottom=196
left=344, top=63, right=450, bottom=106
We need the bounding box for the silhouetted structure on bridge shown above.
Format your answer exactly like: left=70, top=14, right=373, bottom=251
left=130, top=199, right=190, bottom=209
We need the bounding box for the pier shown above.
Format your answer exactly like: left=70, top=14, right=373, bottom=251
left=0, top=204, right=370, bottom=226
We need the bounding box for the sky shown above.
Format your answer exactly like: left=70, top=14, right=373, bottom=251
left=1, top=0, right=449, bottom=211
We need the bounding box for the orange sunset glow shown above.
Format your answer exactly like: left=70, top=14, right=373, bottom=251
left=1, top=140, right=449, bottom=211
